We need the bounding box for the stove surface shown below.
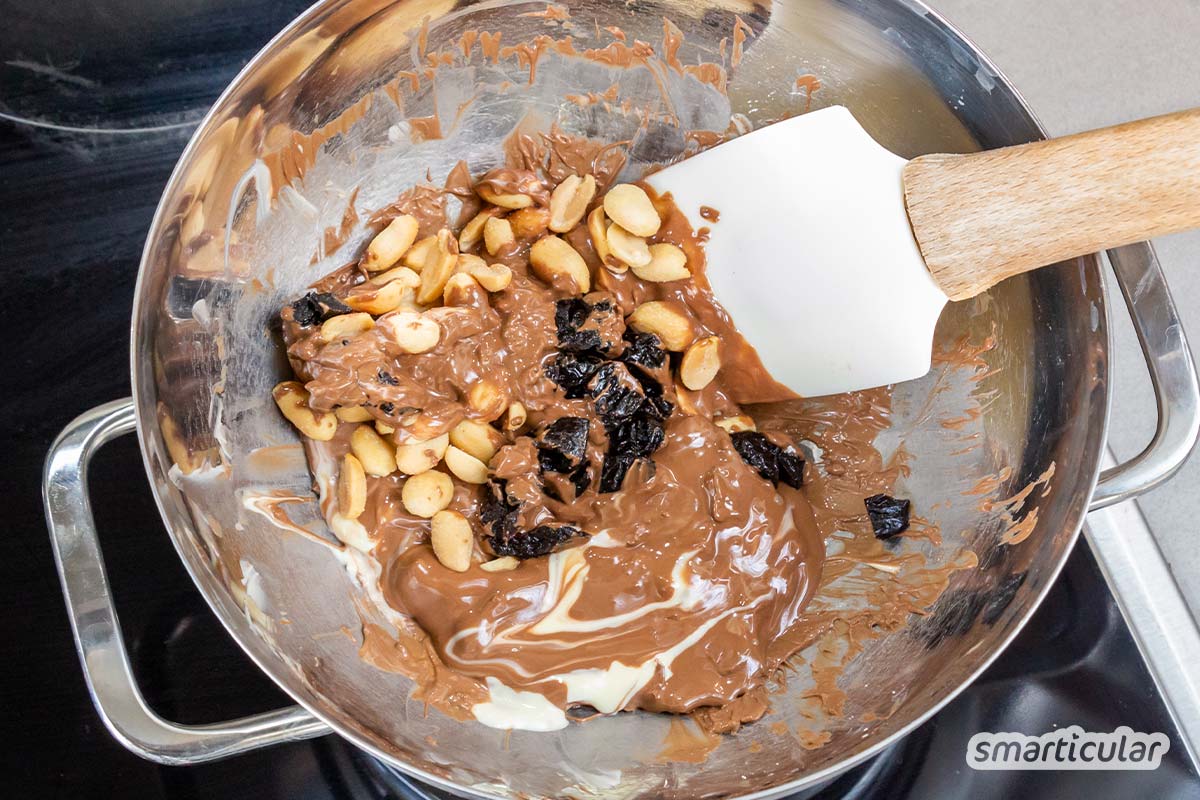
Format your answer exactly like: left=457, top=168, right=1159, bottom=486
left=2, top=2, right=1198, bottom=798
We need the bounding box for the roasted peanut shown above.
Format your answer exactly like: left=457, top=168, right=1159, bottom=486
left=477, top=184, right=533, bottom=210
left=401, top=470, right=454, bottom=518
left=459, top=208, right=501, bottom=252
left=381, top=310, right=441, bottom=354
left=450, top=418, right=503, bottom=463
left=375, top=420, right=395, bottom=435
left=483, top=216, right=515, bottom=255
left=587, top=206, right=623, bottom=273
left=466, top=378, right=508, bottom=422
left=632, top=242, right=690, bottom=282
left=350, top=424, right=396, bottom=477
left=549, top=174, right=597, bottom=232
left=680, top=335, right=722, bottom=390
left=480, top=556, right=519, bottom=572
left=606, top=223, right=651, bottom=268
left=344, top=279, right=408, bottom=315
left=430, top=510, right=473, bottom=572
left=529, top=235, right=590, bottom=294
left=417, top=228, right=459, bottom=304
left=362, top=214, right=419, bottom=272
left=503, top=401, right=527, bottom=432
left=335, top=405, right=374, bottom=423
left=395, top=433, right=450, bottom=475
left=403, top=234, right=437, bottom=271
left=320, top=312, right=374, bottom=342
left=627, top=301, right=695, bottom=351
left=715, top=415, right=756, bottom=433
left=443, top=272, right=483, bottom=306
left=464, top=260, right=512, bottom=292
left=368, top=264, right=420, bottom=288
left=337, top=454, right=367, bottom=519
left=272, top=381, right=337, bottom=441
left=603, top=183, right=660, bottom=237
left=509, top=206, right=551, bottom=240
left=445, top=445, right=489, bottom=484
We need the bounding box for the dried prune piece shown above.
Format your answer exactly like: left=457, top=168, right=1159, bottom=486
left=600, top=413, right=665, bottom=493
left=378, top=401, right=395, bottom=415
left=544, top=352, right=604, bottom=398
left=535, top=417, right=590, bottom=474
left=480, top=479, right=520, bottom=542
left=569, top=461, right=591, bottom=496
left=376, top=369, right=399, bottom=386
left=588, top=362, right=645, bottom=426
left=619, top=330, right=666, bottom=370
left=730, top=431, right=780, bottom=484
left=730, top=431, right=805, bottom=489
left=490, top=524, right=584, bottom=560
left=554, top=297, right=621, bottom=354
left=290, top=291, right=352, bottom=327
left=865, top=493, right=911, bottom=539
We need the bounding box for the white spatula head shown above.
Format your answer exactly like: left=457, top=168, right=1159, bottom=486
left=647, top=106, right=948, bottom=398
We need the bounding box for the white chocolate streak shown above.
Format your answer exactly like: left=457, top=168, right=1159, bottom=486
left=472, top=677, right=568, bottom=731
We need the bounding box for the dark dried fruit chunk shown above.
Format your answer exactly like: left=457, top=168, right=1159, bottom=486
left=544, top=352, right=604, bottom=398
left=290, top=291, right=352, bottom=327
left=535, top=417, right=590, bottom=474
left=376, top=369, right=399, bottom=385
left=600, top=414, right=665, bottom=492
left=554, top=297, right=620, bottom=354
left=865, top=493, right=911, bottom=539
left=619, top=329, right=666, bottom=370
left=588, top=362, right=646, bottom=426
left=730, top=431, right=804, bottom=489
left=480, top=479, right=520, bottom=543
left=491, top=524, right=583, bottom=560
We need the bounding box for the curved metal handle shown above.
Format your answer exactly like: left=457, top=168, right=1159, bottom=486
left=1090, top=242, right=1200, bottom=510
left=42, top=399, right=331, bottom=765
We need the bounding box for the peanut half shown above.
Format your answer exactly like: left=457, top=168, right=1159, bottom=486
left=443, top=272, right=483, bottom=307
left=350, top=424, right=397, bottom=477
left=362, top=214, right=419, bottom=272
left=335, top=405, right=374, bottom=423
left=477, top=184, right=534, bottom=210
left=606, top=223, right=651, bottom=268
left=480, top=556, right=519, bottom=572
left=459, top=208, right=501, bottom=252
left=549, top=174, right=597, bottom=232
left=529, top=235, right=591, bottom=294
left=320, top=312, right=374, bottom=343
left=632, top=242, right=690, bottom=282
left=381, top=310, right=441, bottom=354
left=417, top=228, right=459, bottom=304
left=680, top=335, right=722, bottom=390
left=587, top=206, right=623, bottom=272
left=715, top=415, right=756, bottom=433
left=403, top=234, right=437, bottom=271
left=483, top=216, right=515, bottom=255
left=369, top=264, right=420, bottom=289
left=401, top=470, right=454, bottom=518
left=627, top=301, right=695, bottom=351
left=395, top=433, right=450, bottom=475
left=430, top=510, right=473, bottom=572
left=467, top=378, right=508, bottom=422
left=503, top=401, right=528, bottom=432
left=603, top=184, right=660, bottom=237
left=272, top=381, right=337, bottom=441
left=509, top=206, right=551, bottom=240
left=464, top=261, right=512, bottom=292
left=445, top=445, right=489, bottom=484
left=450, top=418, right=504, bottom=463
left=344, top=279, right=409, bottom=315
left=337, top=454, right=367, bottom=519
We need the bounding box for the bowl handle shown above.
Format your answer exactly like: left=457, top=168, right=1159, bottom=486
left=42, top=399, right=331, bottom=765
left=1090, top=241, right=1200, bottom=510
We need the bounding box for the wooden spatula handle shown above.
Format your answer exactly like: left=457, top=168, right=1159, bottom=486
left=903, top=108, right=1200, bottom=300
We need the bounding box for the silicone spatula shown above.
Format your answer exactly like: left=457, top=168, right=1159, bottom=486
left=646, top=105, right=1200, bottom=398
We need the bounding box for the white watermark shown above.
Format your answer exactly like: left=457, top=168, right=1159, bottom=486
left=966, top=726, right=1170, bottom=770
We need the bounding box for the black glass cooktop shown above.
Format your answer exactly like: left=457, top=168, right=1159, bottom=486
left=2, top=2, right=1197, bottom=798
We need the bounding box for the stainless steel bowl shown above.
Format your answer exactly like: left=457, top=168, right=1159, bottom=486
left=44, top=0, right=1198, bottom=797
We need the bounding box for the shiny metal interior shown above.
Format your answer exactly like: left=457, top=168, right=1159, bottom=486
left=128, top=0, right=1110, bottom=797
